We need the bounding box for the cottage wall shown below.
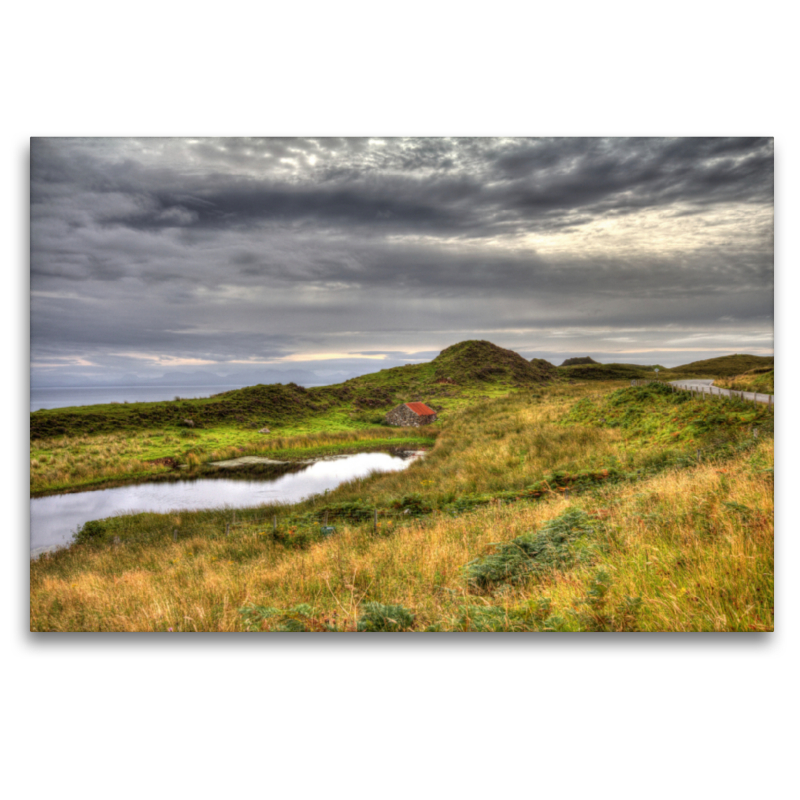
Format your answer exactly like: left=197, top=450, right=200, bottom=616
left=385, top=403, right=437, bottom=427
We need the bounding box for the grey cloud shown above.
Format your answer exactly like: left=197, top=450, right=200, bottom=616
left=30, top=137, right=773, bottom=386
left=32, top=138, right=773, bottom=244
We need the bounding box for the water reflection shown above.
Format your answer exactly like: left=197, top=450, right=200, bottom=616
left=30, top=450, right=423, bottom=556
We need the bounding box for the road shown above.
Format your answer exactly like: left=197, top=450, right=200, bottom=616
left=668, top=379, right=774, bottom=406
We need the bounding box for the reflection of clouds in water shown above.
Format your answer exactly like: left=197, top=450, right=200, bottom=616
left=307, top=452, right=399, bottom=479
left=30, top=451, right=422, bottom=554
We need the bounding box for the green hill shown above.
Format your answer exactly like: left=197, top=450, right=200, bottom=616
left=530, top=358, right=559, bottom=380
left=557, top=362, right=653, bottom=381
left=715, top=367, right=774, bottom=395
left=560, top=356, right=599, bottom=366
left=30, top=340, right=556, bottom=439
left=664, top=354, right=774, bottom=378
left=31, top=346, right=778, bottom=439
left=431, top=340, right=556, bottom=385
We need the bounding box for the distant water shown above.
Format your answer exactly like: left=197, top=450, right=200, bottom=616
left=29, top=386, right=248, bottom=412
left=31, top=383, right=331, bottom=412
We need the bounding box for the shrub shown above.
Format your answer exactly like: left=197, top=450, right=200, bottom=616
left=465, top=507, right=596, bottom=590
left=572, top=570, right=643, bottom=631
left=391, top=493, right=433, bottom=517
left=238, top=603, right=323, bottom=632
left=356, top=602, right=415, bottom=632
left=456, top=605, right=525, bottom=631
left=73, top=519, right=107, bottom=545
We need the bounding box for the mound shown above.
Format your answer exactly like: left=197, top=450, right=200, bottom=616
left=560, top=356, right=598, bottom=367
left=29, top=381, right=335, bottom=438
left=432, top=340, right=554, bottom=385
left=530, top=358, right=559, bottom=380
left=557, top=363, right=650, bottom=381
left=670, top=354, right=774, bottom=378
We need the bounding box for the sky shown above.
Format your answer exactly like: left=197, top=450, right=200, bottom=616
left=30, top=136, right=774, bottom=387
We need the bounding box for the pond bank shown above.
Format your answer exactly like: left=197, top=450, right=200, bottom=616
left=31, top=449, right=427, bottom=556
left=30, top=439, right=434, bottom=499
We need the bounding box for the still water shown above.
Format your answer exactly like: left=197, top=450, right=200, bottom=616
left=30, top=385, right=245, bottom=412
left=30, top=451, right=423, bottom=557
left=30, top=382, right=334, bottom=411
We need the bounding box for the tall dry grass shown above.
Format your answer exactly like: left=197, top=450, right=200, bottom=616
left=30, top=437, right=773, bottom=632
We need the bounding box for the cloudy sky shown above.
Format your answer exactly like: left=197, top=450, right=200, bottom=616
left=30, top=137, right=774, bottom=387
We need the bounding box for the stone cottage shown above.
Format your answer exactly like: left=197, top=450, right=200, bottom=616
left=385, top=401, right=437, bottom=427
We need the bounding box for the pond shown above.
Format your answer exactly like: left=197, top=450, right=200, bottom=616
left=30, top=450, right=424, bottom=557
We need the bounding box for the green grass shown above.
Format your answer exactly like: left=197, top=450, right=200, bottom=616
left=465, top=507, right=598, bottom=591
left=30, top=339, right=560, bottom=495
left=30, top=379, right=773, bottom=632
left=30, top=340, right=556, bottom=441
left=554, top=354, right=774, bottom=383
left=557, top=363, right=657, bottom=381
left=30, top=426, right=437, bottom=496
left=565, top=381, right=773, bottom=449
left=29, top=343, right=774, bottom=632
left=662, top=353, right=774, bottom=379
left=715, top=368, right=774, bottom=395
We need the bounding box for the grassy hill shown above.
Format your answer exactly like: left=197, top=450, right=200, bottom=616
left=431, top=340, right=557, bottom=385
left=30, top=340, right=564, bottom=494
left=664, top=354, right=774, bottom=378
left=530, top=358, right=559, bottom=379
left=30, top=340, right=557, bottom=439
left=29, top=343, right=776, bottom=498
left=557, top=362, right=654, bottom=381
left=33, top=346, right=773, bottom=440
left=560, top=356, right=599, bottom=366
left=715, top=367, right=774, bottom=395
left=556, top=354, right=773, bottom=383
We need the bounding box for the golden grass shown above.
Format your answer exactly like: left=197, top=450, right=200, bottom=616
left=30, top=438, right=773, bottom=632
left=30, top=384, right=773, bottom=631
left=715, top=369, right=774, bottom=396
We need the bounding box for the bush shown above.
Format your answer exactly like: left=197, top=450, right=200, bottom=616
left=391, top=493, right=433, bottom=517
left=272, top=527, right=319, bottom=549
left=238, top=603, right=324, bottom=631
left=572, top=571, right=643, bottom=631
left=456, top=605, right=525, bottom=631
left=357, top=603, right=415, bottom=631
left=465, top=508, right=595, bottom=590
left=73, top=519, right=107, bottom=545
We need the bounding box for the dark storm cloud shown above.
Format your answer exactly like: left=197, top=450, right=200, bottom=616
left=490, top=138, right=773, bottom=223
left=32, top=137, right=773, bottom=243
left=30, top=137, right=773, bottom=383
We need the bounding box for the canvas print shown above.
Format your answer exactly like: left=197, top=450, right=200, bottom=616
left=30, top=137, right=774, bottom=632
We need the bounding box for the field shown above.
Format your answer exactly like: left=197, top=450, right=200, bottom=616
left=30, top=366, right=774, bottom=632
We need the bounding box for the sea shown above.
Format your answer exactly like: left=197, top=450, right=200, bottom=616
left=30, top=385, right=250, bottom=412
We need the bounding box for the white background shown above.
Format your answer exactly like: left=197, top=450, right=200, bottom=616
left=4, top=2, right=795, bottom=799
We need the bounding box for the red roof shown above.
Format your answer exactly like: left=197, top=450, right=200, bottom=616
left=405, top=402, right=436, bottom=416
